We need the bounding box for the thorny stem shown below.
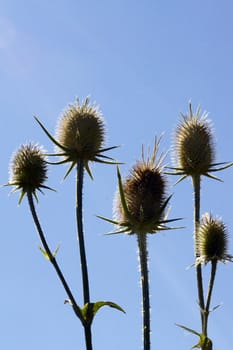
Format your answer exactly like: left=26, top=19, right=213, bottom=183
left=27, top=190, right=82, bottom=321
left=76, top=160, right=92, bottom=350
left=203, top=261, right=217, bottom=337
left=192, top=175, right=205, bottom=332
left=137, top=233, right=151, bottom=350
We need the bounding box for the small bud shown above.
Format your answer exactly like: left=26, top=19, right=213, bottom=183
left=174, top=104, right=215, bottom=177
left=8, top=143, right=48, bottom=203
left=196, top=213, right=232, bottom=264
left=56, top=97, right=105, bottom=163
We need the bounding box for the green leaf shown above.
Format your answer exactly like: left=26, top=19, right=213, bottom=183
left=38, top=246, right=51, bottom=260
left=176, top=324, right=200, bottom=336
left=192, top=334, right=212, bottom=350
left=38, top=244, right=60, bottom=260
left=34, top=116, right=67, bottom=151
left=81, top=301, right=125, bottom=325
left=176, top=324, right=212, bottom=350
left=84, top=161, right=94, bottom=180
left=53, top=244, right=61, bottom=257
left=97, top=145, right=120, bottom=154
left=209, top=161, right=233, bottom=172
left=96, top=215, right=120, bottom=226
left=63, top=161, right=76, bottom=180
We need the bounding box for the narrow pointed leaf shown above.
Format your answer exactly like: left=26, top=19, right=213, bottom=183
left=211, top=303, right=222, bottom=312
left=209, top=161, right=231, bottom=167
left=209, top=161, right=233, bottom=171
left=97, top=145, right=120, bottom=153
left=96, top=154, right=115, bottom=161
left=164, top=171, right=186, bottom=176
left=38, top=246, right=51, bottom=260
left=117, top=166, right=132, bottom=221
left=104, top=228, right=131, bottom=235
left=63, top=161, right=76, bottom=180
left=96, top=215, right=120, bottom=226
left=34, top=116, right=68, bottom=151
left=18, top=191, right=26, bottom=204
left=45, top=152, right=67, bottom=157
left=84, top=162, right=94, bottom=180
left=176, top=324, right=200, bottom=336
left=95, top=158, right=122, bottom=165
left=47, top=159, right=70, bottom=165
left=32, top=191, right=39, bottom=203
left=174, top=174, right=188, bottom=185
left=165, top=166, right=185, bottom=171
left=53, top=244, right=61, bottom=257
left=159, top=217, right=183, bottom=224
left=40, top=185, right=57, bottom=192
left=204, top=173, right=223, bottom=182
left=158, top=194, right=172, bottom=216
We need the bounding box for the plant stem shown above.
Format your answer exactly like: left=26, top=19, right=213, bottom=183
left=203, top=261, right=217, bottom=337
left=192, top=175, right=205, bottom=331
left=76, top=160, right=92, bottom=350
left=137, top=233, right=150, bottom=350
left=27, top=190, right=82, bottom=320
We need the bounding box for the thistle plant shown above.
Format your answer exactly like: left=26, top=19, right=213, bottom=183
left=99, top=138, right=181, bottom=350
left=5, top=143, right=83, bottom=320
left=7, top=98, right=125, bottom=350
left=169, top=103, right=233, bottom=349
left=197, top=214, right=233, bottom=341
left=34, top=97, right=124, bottom=350
left=5, top=99, right=232, bottom=350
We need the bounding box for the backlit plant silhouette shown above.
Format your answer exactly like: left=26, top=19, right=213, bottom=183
left=6, top=99, right=232, bottom=350
left=6, top=98, right=125, bottom=350
left=168, top=103, right=233, bottom=350
left=98, top=138, right=181, bottom=350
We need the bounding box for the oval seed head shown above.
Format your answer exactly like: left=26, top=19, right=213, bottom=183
left=174, top=104, right=215, bottom=177
left=196, top=213, right=232, bottom=264
left=9, top=143, right=48, bottom=202
left=115, top=142, right=167, bottom=234
left=56, top=97, right=105, bottom=163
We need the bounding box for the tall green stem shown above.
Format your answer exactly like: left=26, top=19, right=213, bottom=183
left=76, top=160, right=92, bottom=350
left=137, top=233, right=150, bottom=350
left=27, top=190, right=82, bottom=320
left=203, top=261, right=217, bottom=337
left=192, top=175, right=205, bottom=330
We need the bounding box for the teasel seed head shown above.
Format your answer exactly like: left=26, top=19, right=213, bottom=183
left=174, top=103, right=215, bottom=178
left=196, top=213, right=233, bottom=264
left=7, top=143, right=50, bottom=203
left=35, top=97, right=119, bottom=179
left=112, top=138, right=179, bottom=235
left=117, top=162, right=166, bottom=234
left=56, top=97, right=105, bottom=163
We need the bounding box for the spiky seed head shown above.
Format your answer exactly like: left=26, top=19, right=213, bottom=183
left=56, top=97, right=105, bottom=162
left=8, top=143, right=48, bottom=201
left=174, top=104, right=215, bottom=177
left=196, top=213, right=232, bottom=264
left=120, top=163, right=166, bottom=222
left=115, top=142, right=167, bottom=234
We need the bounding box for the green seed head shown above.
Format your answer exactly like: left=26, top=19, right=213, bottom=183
left=196, top=213, right=231, bottom=264
left=174, top=104, right=215, bottom=177
left=9, top=143, right=48, bottom=201
left=56, top=97, right=105, bottom=162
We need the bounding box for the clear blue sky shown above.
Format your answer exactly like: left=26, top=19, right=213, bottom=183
left=1, top=1, right=233, bottom=349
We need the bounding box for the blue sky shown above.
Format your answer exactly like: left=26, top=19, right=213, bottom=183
left=1, top=1, right=233, bottom=349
